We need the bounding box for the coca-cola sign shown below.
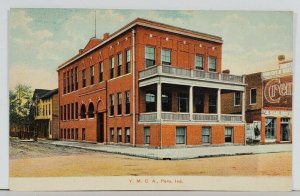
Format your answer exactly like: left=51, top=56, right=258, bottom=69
left=263, top=75, right=292, bottom=107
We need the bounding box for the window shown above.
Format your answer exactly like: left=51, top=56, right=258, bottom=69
left=177, top=93, right=189, bottom=112
left=162, top=93, right=172, bottom=111
left=64, top=129, right=66, bottom=140
left=145, top=93, right=156, bottom=112
left=67, top=129, right=70, bottom=139
left=75, top=67, right=78, bottom=90
left=75, top=102, right=78, bottom=119
left=99, top=62, right=103, bottom=82
left=49, top=104, right=51, bottom=115
left=110, top=128, right=114, bottom=142
left=67, top=71, right=70, bottom=93
left=234, top=92, right=241, bottom=106
left=208, top=57, right=216, bottom=72
left=88, top=102, right=94, bottom=118
left=109, top=94, right=114, bottom=116
left=117, top=53, right=122, bottom=76
left=265, top=118, right=276, bottom=139
left=209, top=94, right=217, bottom=113
left=195, top=94, right=204, bottom=113
left=71, top=103, right=74, bottom=120
left=250, top=89, right=256, bottom=104
left=202, top=127, right=211, bottom=144
left=117, top=128, right=122, bottom=143
left=63, top=72, right=66, bottom=94
left=176, top=127, right=186, bottom=145
left=71, top=128, right=74, bottom=139
left=125, top=91, right=130, bottom=114
left=80, top=104, right=86, bottom=119
left=144, top=127, right=150, bottom=144
left=82, top=128, right=86, bottom=141
left=225, top=127, right=233, bottom=143
left=90, top=66, right=94, bottom=85
left=75, top=128, right=78, bottom=140
left=161, top=49, right=171, bottom=65
left=126, top=50, right=131, bottom=73
left=82, top=69, right=86, bottom=88
left=145, top=46, right=155, bottom=68
left=71, top=68, right=74, bottom=91
left=195, top=55, right=203, bottom=70
left=67, top=104, right=70, bottom=120
left=117, top=93, right=122, bottom=115
left=63, top=105, right=66, bottom=120
left=125, top=127, right=130, bottom=143
left=60, top=129, right=63, bottom=139
left=110, top=56, right=114, bottom=79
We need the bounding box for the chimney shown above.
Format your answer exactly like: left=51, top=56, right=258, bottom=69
left=103, top=33, right=110, bottom=40
left=278, top=55, right=285, bottom=63
left=222, top=69, right=230, bottom=74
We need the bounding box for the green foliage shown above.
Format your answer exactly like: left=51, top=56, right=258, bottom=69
left=9, top=84, right=34, bottom=127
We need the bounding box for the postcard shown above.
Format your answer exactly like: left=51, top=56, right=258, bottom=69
left=8, top=9, right=293, bottom=191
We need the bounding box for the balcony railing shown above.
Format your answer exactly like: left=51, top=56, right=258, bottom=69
left=139, top=65, right=244, bottom=84
left=139, top=112, right=243, bottom=123
left=220, top=114, right=243, bottom=122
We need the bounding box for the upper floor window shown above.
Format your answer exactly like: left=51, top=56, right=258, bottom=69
left=88, top=102, right=94, bottom=118
left=75, top=67, right=78, bottom=90
left=117, top=53, right=122, bottom=77
left=99, top=62, right=103, bottom=82
left=234, top=91, right=241, bottom=106
left=208, top=57, right=216, bottom=72
left=110, top=56, right=115, bottom=79
left=67, top=71, right=70, bottom=93
left=80, top=104, right=86, bottom=119
left=209, top=94, right=217, bottom=113
left=161, top=49, right=171, bottom=65
left=195, top=55, right=203, bottom=70
left=250, top=88, right=256, bottom=105
left=70, top=69, right=74, bottom=91
left=82, top=69, right=86, bottom=88
left=117, top=92, right=122, bottom=115
left=125, top=91, right=130, bottom=114
left=63, top=72, right=66, bottom=94
left=126, top=50, right=131, bottom=73
left=145, top=92, right=156, bottom=112
left=109, top=94, right=114, bottom=116
left=145, top=46, right=155, bottom=68
left=90, top=66, right=94, bottom=85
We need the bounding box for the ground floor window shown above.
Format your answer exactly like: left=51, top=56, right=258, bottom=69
left=64, top=129, right=66, bottom=139
left=176, top=127, right=186, bottom=145
left=67, top=129, right=70, bottom=139
left=125, top=127, right=130, bottom=143
left=225, top=127, right=233, bottom=143
left=60, top=129, right=63, bottom=139
left=71, top=128, right=74, bottom=139
left=82, top=128, right=86, bottom=141
left=110, top=128, right=114, bottom=142
left=202, top=127, right=211, bottom=144
left=265, top=118, right=276, bottom=139
left=75, top=128, right=78, bottom=140
left=117, top=128, right=122, bottom=143
left=281, top=118, right=290, bottom=141
left=144, top=127, right=150, bottom=144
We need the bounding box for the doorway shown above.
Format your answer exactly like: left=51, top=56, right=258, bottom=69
left=280, top=118, right=290, bottom=142
left=97, top=112, right=104, bottom=143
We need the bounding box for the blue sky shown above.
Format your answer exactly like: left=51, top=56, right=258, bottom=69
left=8, top=9, right=293, bottom=90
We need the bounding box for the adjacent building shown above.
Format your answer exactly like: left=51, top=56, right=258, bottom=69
left=57, top=18, right=246, bottom=148
left=222, top=56, right=293, bottom=144
left=33, top=88, right=59, bottom=139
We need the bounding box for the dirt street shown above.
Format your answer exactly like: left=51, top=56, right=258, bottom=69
left=10, top=139, right=291, bottom=177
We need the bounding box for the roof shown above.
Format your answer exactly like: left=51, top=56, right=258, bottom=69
left=33, top=88, right=58, bottom=100
left=57, top=18, right=223, bottom=71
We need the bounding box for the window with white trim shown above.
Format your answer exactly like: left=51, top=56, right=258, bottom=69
left=202, top=127, right=211, bottom=144
left=195, top=55, right=203, bottom=70
left=225, top=127, right=233, bottom=143
left=176, top=127, right=186, bottom=145
left=208, top=57, right=216, bottom=72
left=161, top=49, right=171, bottom=65
left=145, top=46, right=155, bottom=68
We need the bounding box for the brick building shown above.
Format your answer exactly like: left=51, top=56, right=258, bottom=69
left=33, top=88, right=59, bottom=139
left=57, top=18, right=246, bottom=148
left=222, top=57, right=293, bottom=144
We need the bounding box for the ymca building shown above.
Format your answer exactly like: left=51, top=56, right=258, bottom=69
left=57, top=18, right=246, bottom=148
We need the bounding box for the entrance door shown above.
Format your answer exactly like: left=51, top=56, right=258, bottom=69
left=281, top=118, right=290, bottom=142
left=97, top=112, right=104, bottom=143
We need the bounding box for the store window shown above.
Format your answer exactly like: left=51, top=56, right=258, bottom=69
left=265, top=118, right=276, bottom=139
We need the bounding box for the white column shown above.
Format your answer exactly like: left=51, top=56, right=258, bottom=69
left=157, top=82, right=162, bottom=120
left=242, top=91, right=246, bottom=122
left=189, top=86, right=193, bottom=121
left=217, top=88, right=221, bottom=121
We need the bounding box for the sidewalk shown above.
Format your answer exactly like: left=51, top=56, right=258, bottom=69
left=39, top=140, right=292, bottom=160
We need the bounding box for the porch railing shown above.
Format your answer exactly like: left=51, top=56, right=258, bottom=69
left=139, top=112, right=157, bottom=122
left=193, top=113, right=218, bottom=121
left=221, top=114, right=243, bottom=122
left=161, top=112, right=190, bottom=121
left=139, top=65, right=244, bottom=84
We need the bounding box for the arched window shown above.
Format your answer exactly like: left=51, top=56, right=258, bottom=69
left=88, top=102, right=95, bottom=118
left=80, top=104, right=86, bottom=119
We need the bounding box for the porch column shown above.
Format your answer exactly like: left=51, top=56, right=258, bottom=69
left=157, top=82, right=162, bottom=120
left=217, top=88, right=221, bottom=121
left=242, top=91, right=246, bottom=122
left=189, top=86, right=193, bottom=121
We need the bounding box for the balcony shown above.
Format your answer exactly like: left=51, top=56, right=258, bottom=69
left=139, top=112, right=243, bottom=123
left=139, top=65, right=244, bottom=85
